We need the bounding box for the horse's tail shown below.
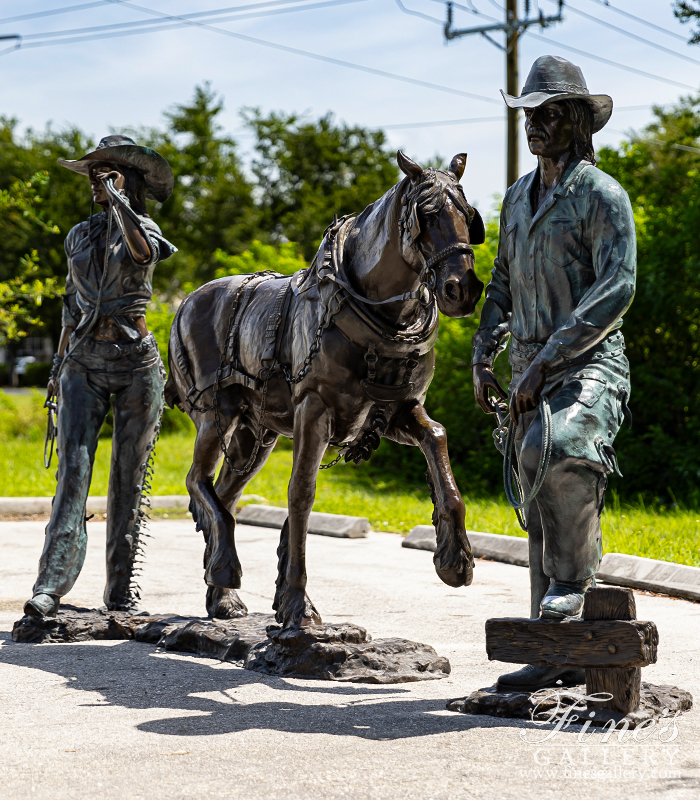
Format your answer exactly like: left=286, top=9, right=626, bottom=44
left=164, top=300, right=187, bottom=410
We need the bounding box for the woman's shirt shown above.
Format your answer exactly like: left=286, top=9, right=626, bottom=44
left=62, top=210, right=177, bottom=341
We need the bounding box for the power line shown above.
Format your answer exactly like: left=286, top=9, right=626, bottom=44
left=19, top=0, right=341, bottom=41
left=433, top=1, right=697, bottom=92
left=526, top=29, right=698, bottom=91
left=542, top=0, right=700, bottom=67
left=384, top=115, right=504, bottom=128
left=584, top=0, right=688, bottom=43
left=13, top=0, right=502, bottom=106
left=394, top=0, right=443, bottom=26
left=0, top=1, right=120, bottom=26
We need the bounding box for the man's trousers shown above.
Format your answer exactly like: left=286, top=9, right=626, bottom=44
left=510, top=332, right=631, bottom=618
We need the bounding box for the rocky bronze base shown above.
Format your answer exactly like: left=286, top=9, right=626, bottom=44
left=245, top=622, right=450, bottom=683
left=12, top=606, right=450, bottom=683
left=446, top=682, right=693, bottom=726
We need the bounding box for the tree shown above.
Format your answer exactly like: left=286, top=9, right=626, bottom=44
left=674, top=1, right=700, bottom=41
left=367, top=214, right=510, bottom=495
left=595, top=96, right=700, bottom=501
left=0, top=171, right=60, bottom=345
left=245, top=109, right=399, bottom=260
left=131, top=84, right=260, bottom=293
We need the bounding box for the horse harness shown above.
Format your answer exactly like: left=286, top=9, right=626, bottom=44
left=174, top=208, right=474, bottom=474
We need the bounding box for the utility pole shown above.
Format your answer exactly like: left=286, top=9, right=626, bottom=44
left=444, top=1, right=563, bottom=188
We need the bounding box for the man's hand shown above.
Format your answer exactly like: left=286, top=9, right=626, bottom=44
left=510, top=360, right=547, bottom=424
left=46, top=380, right=55, bottom=402
left=473, top=363, right=508, bottom=414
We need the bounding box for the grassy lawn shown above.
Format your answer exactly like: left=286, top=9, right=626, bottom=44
left=1, top=421, right=699, bottom=567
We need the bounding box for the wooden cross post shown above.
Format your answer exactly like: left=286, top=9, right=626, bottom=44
left=485, top=587, right=658, bottom=715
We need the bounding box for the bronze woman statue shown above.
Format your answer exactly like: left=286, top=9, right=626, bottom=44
left=24, top=135, right=176, bottom=618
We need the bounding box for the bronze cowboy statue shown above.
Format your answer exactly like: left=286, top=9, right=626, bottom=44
left=472, top=56, right=636, bottom=691
left=166, top=151, right=484, bottom=627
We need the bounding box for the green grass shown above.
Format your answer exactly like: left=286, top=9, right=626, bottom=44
left=1, top=426, right=699, bottom=567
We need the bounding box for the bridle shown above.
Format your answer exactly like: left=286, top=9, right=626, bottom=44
left=399, top=178, right=476, bottom=306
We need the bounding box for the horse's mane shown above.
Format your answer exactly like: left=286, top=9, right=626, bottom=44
left=406, top=168, right=472, bottom=224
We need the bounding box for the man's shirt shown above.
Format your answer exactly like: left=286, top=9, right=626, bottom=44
left=472, top=158, right=636, bottom=371
left=62, top=210, right=176, bottom=341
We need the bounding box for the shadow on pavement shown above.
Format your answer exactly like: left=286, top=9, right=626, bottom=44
left=0, top=631, right=534, bottom=740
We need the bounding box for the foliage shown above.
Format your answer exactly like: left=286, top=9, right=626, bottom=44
left=674, top=1, right=700, bottom=42
left=128, top=84, right=261, bottom=293
left=0, top=172, right=60, bottom=344
left=214, top=240, right=306, bottom=278
left=0, top=389, right=46, bottom=441
left=369, top=213, right=510, bottom=496
left=0, top=121, right=94, bottom=340
left=244, top=109, right=399, bottom=260
left=596, top=95, right=700, bottom=501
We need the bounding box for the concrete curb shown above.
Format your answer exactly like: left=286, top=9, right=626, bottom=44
left=597, top=552, right=700, bottom=603
left=402, top=525, right=528, bottom=567
left=0, top=494, right=267, bottom=516
left=402, top=524, right=700, bottom=603
left=236, top=504, right=369, bottom=539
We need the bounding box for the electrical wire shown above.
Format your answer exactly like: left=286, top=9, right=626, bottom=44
left=526, top=29, right=698, bottom=91
left=12, top=0, right=502, bottom=105
left=437, top=0, right=698, bottom=91
left=0, top=1, right=121, bottom=26
left=393, top=0, right=443, bottom=25
left=584, top=0, right=688, bottom=43
left=384, top=115, right=503, bottom=128
left=542, top=0, right=700, bottom=66
left=18, top=0, right=352, bottom=41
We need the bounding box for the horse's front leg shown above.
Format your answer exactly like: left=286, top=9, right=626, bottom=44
left=273, top=392, right=329, bottom=628
left=388, top=402, right=473, bottom=588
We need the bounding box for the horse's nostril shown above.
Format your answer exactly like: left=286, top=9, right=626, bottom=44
left=444, top=279, right=461, bottom=303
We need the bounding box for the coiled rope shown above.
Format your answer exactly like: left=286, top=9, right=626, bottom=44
left=493, top=396, right=553, bottom=532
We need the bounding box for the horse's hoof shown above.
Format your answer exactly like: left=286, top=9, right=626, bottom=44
left=206, top=586, right=248, bottom=619
left=274, top=587, right=322, bottom=629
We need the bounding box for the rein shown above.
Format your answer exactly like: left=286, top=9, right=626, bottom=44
left=325, top=241, right=474, bottom=308
left=492, top=397, right=553, bottom=531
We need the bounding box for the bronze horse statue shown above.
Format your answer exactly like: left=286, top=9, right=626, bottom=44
left=165, top=151, right=485, bottom=628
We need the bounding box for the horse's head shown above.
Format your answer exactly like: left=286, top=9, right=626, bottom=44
left=397, top=151, right=484, bottom=317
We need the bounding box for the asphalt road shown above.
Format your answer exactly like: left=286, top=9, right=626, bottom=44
left=0, top=519, right=698, bottom=800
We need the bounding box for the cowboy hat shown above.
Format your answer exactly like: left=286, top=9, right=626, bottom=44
left=501, top=55, right=612, bottom=133
left=58, top=134, right=174, bottom=202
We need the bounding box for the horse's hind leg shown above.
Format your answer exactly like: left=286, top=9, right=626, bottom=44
left=206, top=424, right=279, bottom=619
left=387, top=402, right=474, bottom=588
left=186, top=403, right=244, bottom=611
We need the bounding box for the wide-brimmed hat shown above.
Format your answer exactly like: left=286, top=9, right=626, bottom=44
left=58, top=134, right=174, bottom=202
left=501, top=55, right=612, bottom=133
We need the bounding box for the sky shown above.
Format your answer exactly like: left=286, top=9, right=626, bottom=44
left=0, top=0, right=697, bottom=215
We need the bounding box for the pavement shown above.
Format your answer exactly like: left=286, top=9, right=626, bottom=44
left=0, top=518, right=699, bottom=800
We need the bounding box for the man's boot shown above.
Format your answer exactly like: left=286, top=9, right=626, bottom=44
left=539, top=578, right=592, bottom=620
left=497, top=664, right=585, bottom=691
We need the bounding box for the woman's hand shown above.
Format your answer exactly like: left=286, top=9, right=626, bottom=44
left=509, top=360, right=547, bottom=424
left=96, top=168, right=125, bottom=193
left=472, top=363, right=508, bottom=414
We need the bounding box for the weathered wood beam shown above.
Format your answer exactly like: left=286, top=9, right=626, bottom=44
left=485, top=618, right=658, bottom=669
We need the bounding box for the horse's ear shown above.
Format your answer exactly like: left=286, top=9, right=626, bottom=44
left=469, top=206, right=485, bottom=245
left=449, top=153, right=467, bottom=181
left=397, top=150, right=422, bottom=181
